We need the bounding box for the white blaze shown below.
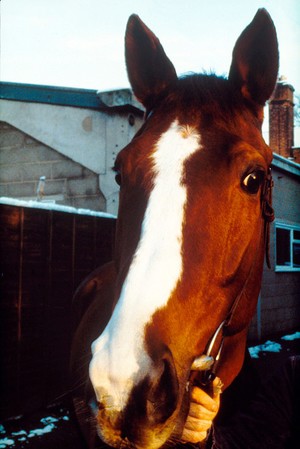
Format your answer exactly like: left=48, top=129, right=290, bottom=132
left=89, top=120, right=201, bottom=409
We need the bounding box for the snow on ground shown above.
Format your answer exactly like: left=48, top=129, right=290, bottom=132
left=0, top=414, right=69, bottom=448
left=249, top=340, right=282, bottom=358
left=281, top=331, right=300, bottom=341
left=249, top=331, right=300, bottom=359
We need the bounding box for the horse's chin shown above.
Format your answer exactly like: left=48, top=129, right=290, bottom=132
left=97, top=426, right=174, bottom=449
left=95, top=407, right=182, bottom=449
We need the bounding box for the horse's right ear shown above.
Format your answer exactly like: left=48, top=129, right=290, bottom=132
left=229, top=9, right=279, bottom=108
left=125, top=14, right=177, bottom=110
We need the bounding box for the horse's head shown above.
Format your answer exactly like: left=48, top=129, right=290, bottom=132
left=89, top=9, right=278, bottom=448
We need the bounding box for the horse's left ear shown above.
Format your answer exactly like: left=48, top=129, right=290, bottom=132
left=229, top=9, right=279, bottom=107
left=125, top=14, right=177, bottom=110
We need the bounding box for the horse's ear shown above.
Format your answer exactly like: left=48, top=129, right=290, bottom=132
left=229, top=9, right=279, bottom=107
left=125, top=14, right=177, bottom=110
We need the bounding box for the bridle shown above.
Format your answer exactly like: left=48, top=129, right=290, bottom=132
left=262, top=168, right=275, bottom=269
left=190, top=168, right=275, bottom=389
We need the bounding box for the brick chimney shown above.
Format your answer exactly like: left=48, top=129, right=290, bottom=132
left=269, top=78, right=294, bottom=159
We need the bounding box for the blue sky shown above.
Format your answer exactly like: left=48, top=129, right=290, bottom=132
left=1, top=0, right=299, bottom=91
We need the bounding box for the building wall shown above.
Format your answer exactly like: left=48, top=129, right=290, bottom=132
left=248, top=160, right=300, bottom=341
left=100, top=111, right=143, bottom=213
left=0, top=86, right=144, bottom=215
left=0, top=121, right=106, bottom=211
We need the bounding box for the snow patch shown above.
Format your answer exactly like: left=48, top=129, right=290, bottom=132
left=249, top=340, right=282, bottom=359
left=40, top=416, right=59, bottom=425
left=11, top=430, right=27, bottom=437
left=281, top=331, right=300, bottom=341
left=0, top=197, right=116, bottom=219
left=0, top=413, right=70, bottom=446
left=0, top=438, right=15, bottom=448
left=28, top=423, right=55, bottom=437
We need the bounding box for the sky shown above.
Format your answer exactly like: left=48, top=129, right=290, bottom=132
left=1, top=0, right=299, bottom=143
left=1, top=0, right=299, bottom=91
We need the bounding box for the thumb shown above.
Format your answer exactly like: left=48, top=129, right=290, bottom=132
left=212, top=377, right=223, bottom=401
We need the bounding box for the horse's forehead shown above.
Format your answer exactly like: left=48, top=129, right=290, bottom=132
left=131, top=101, right=264, bottom=168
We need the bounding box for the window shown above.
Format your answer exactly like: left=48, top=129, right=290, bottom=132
left=275, top=223, right=300, bottom=271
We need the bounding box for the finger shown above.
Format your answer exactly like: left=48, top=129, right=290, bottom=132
left=212, top=377, right=224, bottom=399
left=190, top=386, right=220, bottom=413
left=184, top=415, right=213, bottom=432
left=181, top=427, right=207, bottom=444
left=189, top=402, right=218, bottom=421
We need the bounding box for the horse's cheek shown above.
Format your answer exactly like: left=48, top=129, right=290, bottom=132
left=217, top=329, right=248, bottom=389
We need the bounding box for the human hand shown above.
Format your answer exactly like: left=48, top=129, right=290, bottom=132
left=181, top=377, right=222, bottom=443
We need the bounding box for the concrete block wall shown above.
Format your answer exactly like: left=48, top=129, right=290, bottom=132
left=259, top=270, right=299, bottom=335
left=0, top=121, right=106, bottom=211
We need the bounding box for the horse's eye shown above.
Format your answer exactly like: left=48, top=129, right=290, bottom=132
left=242, top=170, right=264, bottom=194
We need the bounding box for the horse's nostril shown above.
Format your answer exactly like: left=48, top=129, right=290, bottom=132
left=147, top=352, right=179, bottom=424
left=97, top=401, right=104, bottom=410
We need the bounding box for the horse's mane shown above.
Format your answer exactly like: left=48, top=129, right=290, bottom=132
left=159, top=72, right=249, bottom=124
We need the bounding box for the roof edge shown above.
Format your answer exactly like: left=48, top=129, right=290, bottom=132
left=0, top=81, right=144, bottom=112
left=272, top=152, right=300, bottom=177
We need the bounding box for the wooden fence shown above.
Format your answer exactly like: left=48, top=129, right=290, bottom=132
left=0, top=203, right=116, bottom=419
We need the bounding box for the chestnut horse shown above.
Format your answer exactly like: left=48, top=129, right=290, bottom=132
left=71, top=9, right=278, bottom=449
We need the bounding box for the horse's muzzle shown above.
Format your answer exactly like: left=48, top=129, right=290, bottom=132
left=93, top=347, right=180, bottom=448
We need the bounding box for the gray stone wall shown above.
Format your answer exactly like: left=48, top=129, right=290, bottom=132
left=0, top=121, right=106, bottom=211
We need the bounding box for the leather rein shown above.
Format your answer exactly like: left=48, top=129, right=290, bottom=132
left=190, top=168, right=275, bottom=388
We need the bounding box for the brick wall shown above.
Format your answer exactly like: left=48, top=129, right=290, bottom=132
left=0, top=121, right=106, bottom=211
left=292, top=148, right=300, bottom=163
left=269, top=81, right=294, bottom=159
